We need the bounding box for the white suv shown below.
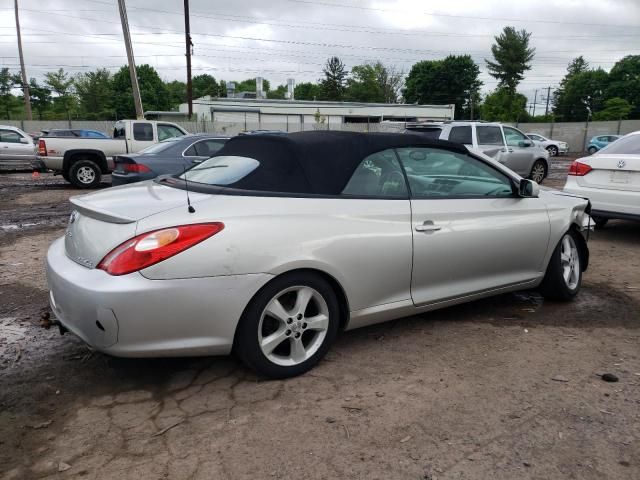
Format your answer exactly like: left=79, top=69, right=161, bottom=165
left=439, top=122, right=550, bottom=183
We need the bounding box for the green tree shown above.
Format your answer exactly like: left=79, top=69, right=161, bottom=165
left=606, top=55, right=640, bottom=119
left=554, top=68, right=608, bottom=121
left=319, top=56, right=347, bottom=101
left=192, top=74, right=218, bottom=98
left=166, top=80, right=186, bottom=109
left=0, top=68, right=20, bottom=119
left=346, top=63, right=385, bottom=103
left=267, top=84, right=288, bottom=99
left=218, top=80, right=227, bottom=97
left=74, top=69, right=114, bottom=120
left=294, top=82, right=321, bottom=100
left=480, top=87, right=528, bottom=122
left=233, top=78, right=271, bottom=96
left=404, top=55, right=481, bottom=119
left=553, top=56, right=590, bottom=121
left=592, top=97, right=633, bottom=120
left=44, top=68, right=75, bottom=121
left=485, top=27, right=535, bottom=93
left=112, top=64, right=169, bottom=118
left=28, top=78, right=52, bottom=120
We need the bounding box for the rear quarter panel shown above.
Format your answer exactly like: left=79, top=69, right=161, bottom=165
left=136, top=195, right=414, bottom=312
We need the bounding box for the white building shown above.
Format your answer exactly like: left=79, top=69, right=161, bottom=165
left=177, top=96, right=455, bottom=132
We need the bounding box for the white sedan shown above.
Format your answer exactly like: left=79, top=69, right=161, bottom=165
left=564, top=131, right=640, bottom=227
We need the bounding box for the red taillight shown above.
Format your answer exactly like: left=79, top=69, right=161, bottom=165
left=38, top=139, right=47, bottom=156
left=121, top=163, right=151, bottom=173
left=568, top=160, right=592, bottom=176
left=97, top=223, right=224, bottom=276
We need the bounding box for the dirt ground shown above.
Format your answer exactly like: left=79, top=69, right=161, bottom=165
left=1, top=163, right=639, bottom=480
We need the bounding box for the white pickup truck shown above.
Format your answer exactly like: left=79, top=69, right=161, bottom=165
left=36, top=120, right=188, bottom=188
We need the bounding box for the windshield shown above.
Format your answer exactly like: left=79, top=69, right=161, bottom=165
left=179, top=156, right=259, bottom=185
left=139, top=136, right=183, bottom=154
left=599, top=134, right=640, bottom=155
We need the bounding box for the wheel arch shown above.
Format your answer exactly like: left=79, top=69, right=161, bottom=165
left=233, top=267, right=351, bottom=350
left=569, top=224, right=589, bottom=272
left=63, top=150, right=109, bottom=174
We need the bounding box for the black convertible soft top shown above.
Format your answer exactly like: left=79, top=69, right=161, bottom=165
left=193, top=131, right=468, bottom=195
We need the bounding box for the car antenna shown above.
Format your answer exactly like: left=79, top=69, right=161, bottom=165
left=182, top=165, right=196, bottom=213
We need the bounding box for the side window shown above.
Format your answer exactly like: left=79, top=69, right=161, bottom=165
left=195, top=140, right=225, bottom=157
left=342, top=149, right=408, bottom=198
left=503, top=127, right=528, bottom=147
left=184, top=144, right=197, bottom=156
left=396, top=147, right=514, bottom=198
left=133, top=122, right=154, bottom=141
left=113, top=124, right=125, bottom=138
left=448, top=126, right=472, bottom=144
left=0, top=130, right=21, bottom=143
left=157, top=124, right=184, bottom=141
left=476, top=126, right=504, bottom=146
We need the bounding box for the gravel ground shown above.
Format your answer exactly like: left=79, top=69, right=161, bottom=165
left=1, top=163, right=639, bottom=480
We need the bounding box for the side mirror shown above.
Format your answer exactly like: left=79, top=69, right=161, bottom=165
left=519, top=139, right=533, bottom=147
left=19, top=137, right=29, bottom=144
left=519, top=179, right=540, bottom=198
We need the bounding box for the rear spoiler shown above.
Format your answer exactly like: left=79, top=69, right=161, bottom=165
left=70, top=197, right=136, bottom=224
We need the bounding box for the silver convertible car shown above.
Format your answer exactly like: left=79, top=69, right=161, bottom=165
left=47, top=132, right=592, bottom=378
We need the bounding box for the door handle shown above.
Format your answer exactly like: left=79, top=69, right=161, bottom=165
left=501, top=148, right=514, bottom=153
left=415, top=221, right=441, bottom=233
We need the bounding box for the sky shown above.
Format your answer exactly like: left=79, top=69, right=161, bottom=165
left=1, top=0, right=639, bottom=110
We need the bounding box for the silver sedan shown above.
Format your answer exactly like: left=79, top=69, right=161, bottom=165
left=46, top=132, right=592, bottom=378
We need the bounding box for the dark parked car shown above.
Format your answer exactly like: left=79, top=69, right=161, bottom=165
left=43, top=129, right=109, bottom=138
left=111, top=134, right=228, bottom=186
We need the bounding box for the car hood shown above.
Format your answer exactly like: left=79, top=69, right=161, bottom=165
left=70, top=180, right=211, bottom=224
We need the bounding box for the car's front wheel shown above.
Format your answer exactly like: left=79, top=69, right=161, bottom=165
left=588, top=146, right=598, bottom=155
left=539, top=231, right=582, bottom=301
left=546, top=145, right=558, bottom=157
left=529, top=160, right=547, bottom=184
left=235, top=272, right=340, bottom=378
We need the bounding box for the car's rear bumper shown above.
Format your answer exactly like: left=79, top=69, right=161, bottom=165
left=564, top=179, right=640, bottom=218
left=46, top=237, right=273, bottom=357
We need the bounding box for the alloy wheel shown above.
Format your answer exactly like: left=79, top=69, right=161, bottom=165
left=547, top=146, right=558, bottom=157
left=258, top=286, right=329, bottom=367
left=531, top=162, right=546, bottom=183
left=77, top=166, right=96, bottom=184
left=560, top=234, right=580, bottom=290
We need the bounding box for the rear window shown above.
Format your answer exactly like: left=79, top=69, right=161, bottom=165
left=140, top=136, right=183, bottom=154
left=448, top=126, right=472, bottom=144
left=599, top=134, right=640, bottom=154
left=180, top=156, right=259, bottom=185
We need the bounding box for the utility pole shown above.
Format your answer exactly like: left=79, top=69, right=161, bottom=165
left=14, top=0, right=32, bottom=120
left=544, top=86, right=551, bottom=116
left=184, top=0, right=193, bottom=118
left=532, top=89, right=538, bottom=117
left=117, top=0, right=143, bottom=119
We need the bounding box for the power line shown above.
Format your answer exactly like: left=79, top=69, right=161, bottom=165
left=287, top=0, right=640, bottom=29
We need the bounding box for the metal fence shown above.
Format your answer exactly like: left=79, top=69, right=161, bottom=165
left=3, top=118, right=640, bottom=152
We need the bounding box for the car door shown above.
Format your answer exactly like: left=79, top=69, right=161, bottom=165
left=396, top=146, right=550, bottom=306
left=475, top=124, right=506, bottom=159
left=501, top=126, right=535, bottom=175
left=131, top=122, right=156, bottom=151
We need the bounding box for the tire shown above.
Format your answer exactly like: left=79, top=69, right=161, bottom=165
left=546, top=145, right=559, bottom=157
left=588, top=146, right=598, bottom=155
left=593, top=216, right=608, bottom=229
left=69, top=159, right=101, bottom=189
left=529, top=159, right=547, bottom=184
left=235, top=272, right=340, bottom=379
left=539, top=230, right=582, bottom=301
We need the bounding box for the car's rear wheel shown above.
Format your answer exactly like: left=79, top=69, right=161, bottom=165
left=69, top=159, right=101, bottom=189
left=593, top=216, right=609, bottom=228
left=235, top=272, right=340, bottom=378
left=588, top=146, right=598, bottom=155
left=529, top=160, right=547, bottom=184
left=546, top=145, right=558, bottom=157
left=539, top=231, right=582, bottom=301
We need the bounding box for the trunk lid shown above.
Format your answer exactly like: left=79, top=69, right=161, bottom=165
left=65, top=181, right=211, bottom=268
left=576, top=154, right=640, bottom=192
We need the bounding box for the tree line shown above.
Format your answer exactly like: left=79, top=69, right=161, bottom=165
left=0, top=26, right=637, bottom=122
